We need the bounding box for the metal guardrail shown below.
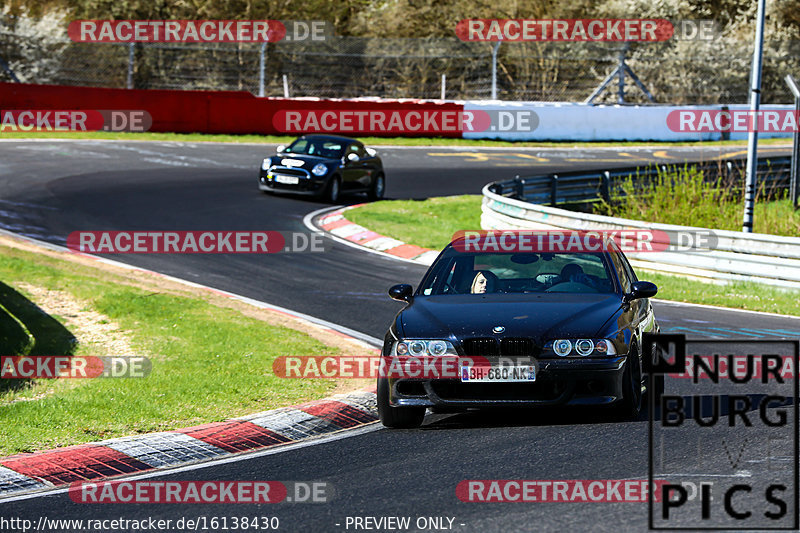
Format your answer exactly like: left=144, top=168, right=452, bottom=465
left=488, top=157, right=792, bottom=206
left=480, top=164, right=800, bottom=288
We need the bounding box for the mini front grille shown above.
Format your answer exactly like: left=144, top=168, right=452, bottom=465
left=271, top=167, right=307, bottom=177
left=461, top=338, right=498, bottom=357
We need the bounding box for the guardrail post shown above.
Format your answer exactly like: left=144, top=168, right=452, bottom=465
left=513, top=175, right=526, bottom=201
left=550, top=175, right=559, bottom=206
left=601, top=171, right=611, bottom=203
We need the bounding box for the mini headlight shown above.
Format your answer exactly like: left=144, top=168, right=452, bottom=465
left=575, top=339, right=594, bottom=356
left=428, top=340, right=447, bottom=356
left=408, top=341, right=426, bottom=356
left=261, top=158, right=271, bottom=171
left=311, top=163, right=328, bottom=176
left=553, top=339, right=572, bottom=357
left=395, top=342, right=409, bottom=355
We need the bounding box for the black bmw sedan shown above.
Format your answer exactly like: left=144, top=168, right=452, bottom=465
left=258, top=134, right=385, bottom=203
left=379, top=236, right=662, bottom=428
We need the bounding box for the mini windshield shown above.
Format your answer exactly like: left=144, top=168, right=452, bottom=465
left=285, top=139, right=345, bottom=158
left=419, top=251, right=616, bottom=295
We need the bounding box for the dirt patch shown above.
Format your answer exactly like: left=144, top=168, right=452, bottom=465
left=14, top=282, right=137, bottom=357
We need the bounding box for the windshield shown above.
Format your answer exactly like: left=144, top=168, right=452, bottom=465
left=419, top=251, right=617, bottom=296
left=284, top=138, right=345, bottom=158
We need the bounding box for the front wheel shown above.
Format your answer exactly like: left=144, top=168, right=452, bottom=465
left=613, top=348, right=643, bottom=420
left=377, top=378, right=425, bottom=428
left=367, top=173, right=385, bottom=201
left=325, top=176, right=341, bottom=204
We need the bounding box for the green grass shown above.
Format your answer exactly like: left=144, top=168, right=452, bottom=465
left=596, top=165, right=800, bottom=236
left=641, top=272, right=800, bottom=316
left=346, top=195, right=800, bottom=315
left=347, top=195, right=482, bottom=250
left=0, top=129, right=792, bottom=148
left=0, top=246, right=336, bottom=454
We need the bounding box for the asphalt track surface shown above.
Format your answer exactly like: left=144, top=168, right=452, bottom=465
left=2, top=140, right=800, bottom=532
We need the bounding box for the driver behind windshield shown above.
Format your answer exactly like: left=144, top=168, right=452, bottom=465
left=470, top=270, right=498, bottom=293
left=559, top=263, right=610, bottom=291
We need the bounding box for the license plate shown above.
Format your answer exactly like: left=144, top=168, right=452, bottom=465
left=275, top=175, right=299, bottom=185
left=459, top=364, right=536, bottom=383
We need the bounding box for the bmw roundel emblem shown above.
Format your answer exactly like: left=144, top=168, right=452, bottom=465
left=493, top=326, right=505, bottom=334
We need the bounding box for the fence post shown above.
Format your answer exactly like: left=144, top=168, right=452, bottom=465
left=491, top=41, right=501, bottom=100
left=601, top=171, right=611, bottom=203
left=258, top=43, right=266, bottom=97
left=441, top=73, right=446, bottom=101
left=617, top=46, right=625, bottom=104
left=282, top=74, right=289, bottom=98
left=550, top=175, right=559, bottom=206
left=785, top=74, right=800, bottom=209
left=127, top=43, right=134, bottom=89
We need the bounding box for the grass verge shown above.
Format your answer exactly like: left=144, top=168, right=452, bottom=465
left=0, top=129, right=792, bottom=148
left=0, top=236, right=371, bottom=455
left=346, top=195, right=800, bottom=316
left=595, top=165, right=800, bottom=236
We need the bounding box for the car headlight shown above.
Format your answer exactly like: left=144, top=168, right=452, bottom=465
left=392, top=339, right=457, bottom=357
left=261, top=158, right=271, bottom=171
left=547, top=339, right=616, bottom=357
left=575, top=339, right=594, bottom=356
left=311, top=163, right=328, bottom=176
left=553, top=339, right=572, bottom=357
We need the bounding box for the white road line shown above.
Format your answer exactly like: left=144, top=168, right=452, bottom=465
left=653, top=299, right=800, bottom=320
left=0, top=227, right=384, bottom=348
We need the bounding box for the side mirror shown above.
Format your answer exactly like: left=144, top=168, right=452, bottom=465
left=276, top=145, right=286, bottom=153
left=388, top=284, right=413, bottom=302
left=347, top=153, right=360, bottom=163
left=625, top=280, right=658, bottom=302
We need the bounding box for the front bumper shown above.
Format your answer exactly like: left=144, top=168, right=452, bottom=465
left=259, top=168, right=326, bottom=195
left=386, top=356, right=627, bottom=409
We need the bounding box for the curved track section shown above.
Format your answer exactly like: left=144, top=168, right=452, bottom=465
left=2, top=140, right=799, bottom=532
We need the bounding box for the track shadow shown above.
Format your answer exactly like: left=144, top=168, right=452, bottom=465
left=0, top=281, right=77, bottom=394
left=420, top=393, right=796, bottom=430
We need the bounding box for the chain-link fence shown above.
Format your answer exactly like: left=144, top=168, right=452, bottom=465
left=1, top=30, right=799, bottom=104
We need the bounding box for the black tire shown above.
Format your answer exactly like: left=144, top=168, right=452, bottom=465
left=377, top=378, right=425, bottom=429
left=614, top=346, right=643, bottom=420
left=325, top=176, right=341, bottom=204
left=367, top=173, right=385, bottom=201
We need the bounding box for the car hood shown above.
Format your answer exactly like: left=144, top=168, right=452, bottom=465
left=398, top=293, right=623, bottom=342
